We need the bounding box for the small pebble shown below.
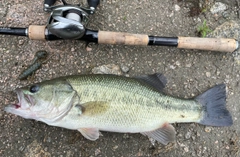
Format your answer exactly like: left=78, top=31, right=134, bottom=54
left=222, top=11, right=230, bottom=19
left=185, top=132, right=191, bottom=139
left=95, top=148, right=101, bottom=156
left=174, top=4, right=181, bottom=11
left=92, top=64, right=122, bottom=75
left=175, top=61, right=181, bottom=66
left=197, top=132, right=200, bottom=137
left=86, top=46, right=92, bottom=52
left=169, top=65, right=176, bottom=69
left=18, top=146, right=25, bottom=152
left=18, top=40, right=24, bottom=45
left=149, top=137, right=156, bottom=146
left=206, top=72, right=211, bottom=77
left=121, top=64, right=130, bottom=73
left=185, top=63, right=191, bottom=68
left=113, top=145, right=118, bottom=150
left=60, top=61, right=65, bottom=66
left=47, top=137, right=51, bottom=143
left=184, top=146, right=189, bottom=152
left=205, top=127, right=211, bottom=133
left=123, top=133, right=129, bottom=139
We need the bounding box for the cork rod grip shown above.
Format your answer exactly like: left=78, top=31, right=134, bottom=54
left=178, top=37, right=238, bottom=52
left=28, top=25, right=46, bottom=40
left=98, top=31, right=149, bottom=45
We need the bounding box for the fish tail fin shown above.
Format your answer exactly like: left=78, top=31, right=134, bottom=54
left=195, top=84, right=233, bottom=126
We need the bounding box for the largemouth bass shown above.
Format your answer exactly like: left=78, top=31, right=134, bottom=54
left=4, top=73, right=233, bottom=145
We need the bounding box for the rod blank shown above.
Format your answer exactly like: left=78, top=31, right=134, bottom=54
left=0, top=27, right=27, bottom=36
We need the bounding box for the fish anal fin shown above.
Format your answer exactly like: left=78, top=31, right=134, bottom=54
left=141, top=123, right=176, bottom=145
left=78, top=128, right=100, bottom=141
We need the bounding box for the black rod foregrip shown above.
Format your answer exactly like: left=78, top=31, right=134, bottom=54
left=80, top=29, right=98, bottom=43
left=0, top=27, right=27, bottom=36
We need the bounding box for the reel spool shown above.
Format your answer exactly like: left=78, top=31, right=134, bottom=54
left=47, top=5, right=90, bottom=39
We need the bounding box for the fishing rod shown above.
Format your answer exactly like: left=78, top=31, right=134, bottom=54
left=0, top=0, right=238, bottom=53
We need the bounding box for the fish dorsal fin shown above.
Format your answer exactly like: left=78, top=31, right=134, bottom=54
left=135, top=73, right=167, bottom=92
left=78, top=128, right=100, bottom=141
left=141, top=123, right=176, bottom=145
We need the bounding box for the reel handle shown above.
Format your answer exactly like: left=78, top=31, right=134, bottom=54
left=44, top=0, right=57, bottom=7
left=88, top=0, right=100, bottom=9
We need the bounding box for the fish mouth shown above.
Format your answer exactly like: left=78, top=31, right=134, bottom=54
left=4, top=89, right=34, bottom=117
left=16, top=88, right=34, bottom=110
left=11, top=103, right=21, bottom=109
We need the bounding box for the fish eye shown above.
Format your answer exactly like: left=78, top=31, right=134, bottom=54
left=29, top=85, right=39, bottom=93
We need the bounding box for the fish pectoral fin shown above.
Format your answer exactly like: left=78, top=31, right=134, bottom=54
left=77, top=101, right=109, bottom=116
left=141, top=123, right=176, bottom=145
left=78, top=128, right=100, bottom=141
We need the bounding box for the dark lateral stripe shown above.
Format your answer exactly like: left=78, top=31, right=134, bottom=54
left=155, top=99, right=201, bottom=112
left=148, top=36, right=178, bottom=46
left=162, top=103, right=201, bottom=112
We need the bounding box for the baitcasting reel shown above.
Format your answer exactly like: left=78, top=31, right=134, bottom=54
left=44, top=0, right=99, bottom=39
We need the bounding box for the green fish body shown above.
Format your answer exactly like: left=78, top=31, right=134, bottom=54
left=5, top=74, right=233, bottom=145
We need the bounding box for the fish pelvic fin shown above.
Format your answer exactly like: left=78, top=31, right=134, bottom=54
left=135, top=73, right=167, bottom=92
left=141, top=123, right=176, bottom=145
left=196, top=84, right=233, bottom=126
left=78, top=128, right=100, bottom=141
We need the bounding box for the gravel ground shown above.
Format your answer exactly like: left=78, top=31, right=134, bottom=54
left=0, top=0, right=240, bottom=156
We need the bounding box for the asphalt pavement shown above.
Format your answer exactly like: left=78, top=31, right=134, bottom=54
left=0, top=0, right=240, bottom=156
